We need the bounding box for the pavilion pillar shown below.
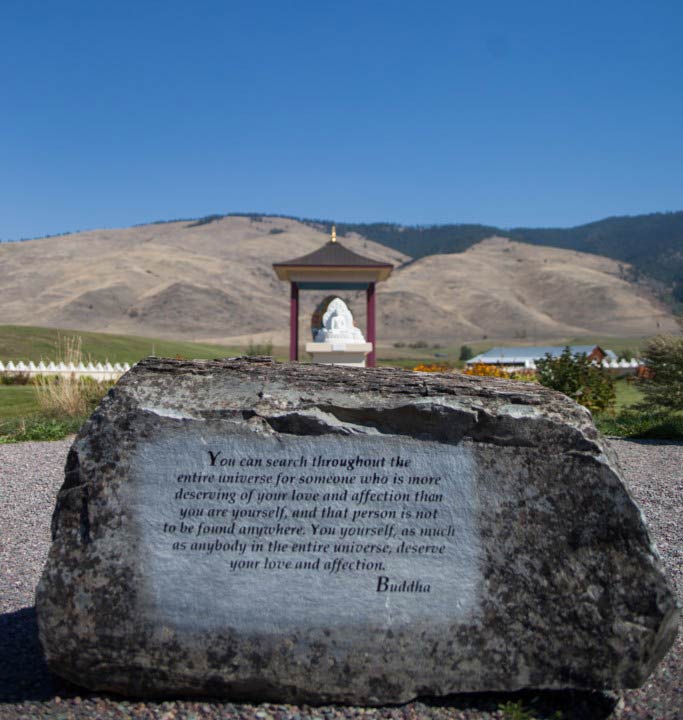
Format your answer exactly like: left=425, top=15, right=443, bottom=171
left=366, top=282, right=376, bottom=368
left=289, top=282, right=299, bottom=362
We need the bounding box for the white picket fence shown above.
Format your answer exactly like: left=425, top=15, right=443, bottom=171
left=600, top=358, right=642, bottom=371
left=0, top=360, right=131, bottom=381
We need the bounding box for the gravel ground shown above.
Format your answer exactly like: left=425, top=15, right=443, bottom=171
left=0, top=438, right=680, bottom=720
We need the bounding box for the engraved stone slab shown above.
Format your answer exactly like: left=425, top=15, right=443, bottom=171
left=36, top=358, right=679, bottom=704
left=132, top=434, right=480, bottom=632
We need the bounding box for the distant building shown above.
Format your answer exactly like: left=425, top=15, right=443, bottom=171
left=466, top=345, right=618, bottom=371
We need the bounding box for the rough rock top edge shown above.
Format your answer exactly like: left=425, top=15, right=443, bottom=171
left=97, top=356, right=603, bottom=454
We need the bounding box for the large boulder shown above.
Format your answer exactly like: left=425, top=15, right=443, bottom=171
left=36, top=357, right=678, bottom=704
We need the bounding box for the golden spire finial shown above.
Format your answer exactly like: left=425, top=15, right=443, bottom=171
left=331, top=224, right=337, bottom=243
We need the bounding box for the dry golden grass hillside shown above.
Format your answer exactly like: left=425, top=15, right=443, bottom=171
left=0, top=217, right=676, bottom=345
left=379, top=237, right=678, bottom=342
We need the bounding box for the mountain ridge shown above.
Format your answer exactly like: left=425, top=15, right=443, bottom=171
left=332, top=211, right=683, bottom=301
left=6, top=210, right=682, bottom=305
left=0, top=216, right=677, bottom=345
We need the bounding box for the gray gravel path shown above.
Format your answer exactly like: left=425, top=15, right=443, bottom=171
left=0, top=438, right=680, bottom=720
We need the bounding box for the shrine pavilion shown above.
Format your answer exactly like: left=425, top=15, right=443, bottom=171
left=273, top=227, right=394, bottom=367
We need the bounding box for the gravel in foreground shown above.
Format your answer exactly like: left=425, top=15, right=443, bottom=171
left=0, top=438, right=680, bottom=720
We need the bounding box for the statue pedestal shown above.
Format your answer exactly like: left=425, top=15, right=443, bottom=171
left=305, top=342, right=373, bottom=367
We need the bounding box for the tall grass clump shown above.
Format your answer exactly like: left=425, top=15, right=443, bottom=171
left=33, top=335, right=112, bottom=418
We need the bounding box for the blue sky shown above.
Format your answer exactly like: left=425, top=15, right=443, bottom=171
left=1, top=0, right=682, bottom=240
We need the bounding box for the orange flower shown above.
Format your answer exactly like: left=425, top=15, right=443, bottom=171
left=462, top=362, right=510, bottom=378
left=460, top=364, right=536, bottom=381
left=413, top=363, right=452, bottom=373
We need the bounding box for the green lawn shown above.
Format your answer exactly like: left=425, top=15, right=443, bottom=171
left=596, top=377, right=683, bottom=439
left=0, top=386, right=40, bottom=420
left=1, top=325, right=678, bottom=442
left=1, top=325, right=659, bottom=369
left=0, top=324, right=259, bottom=442
left=0, top=327, right=570, bottom=370
left=376, top=344, right=464, bottom=369
left=0, top=383, right=102, bottom=443
left=614, top=378, right=644, bottom=411
left=0, top=325, right=248, bottom=365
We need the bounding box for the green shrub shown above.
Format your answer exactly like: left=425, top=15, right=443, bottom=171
left=536, top=347, right=615, bottom=414
left=617, top=348, right=637, bottom=362
left=0, top=416, right=85, bottom=443
left=245, top=339, right=273, bottom=356
left=459, top=345, right=474, bottom=362
left=596, top=410, right=683, bottom=439
left=0, top=372, right=32, bottom=385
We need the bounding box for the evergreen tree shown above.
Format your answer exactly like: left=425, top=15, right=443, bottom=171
left=638, top=335, right=683, bottom=412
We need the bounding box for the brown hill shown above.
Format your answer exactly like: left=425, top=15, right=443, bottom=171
left=379, top=237, right=678, bottom=342
left=0, top=217, right=677, bottom=345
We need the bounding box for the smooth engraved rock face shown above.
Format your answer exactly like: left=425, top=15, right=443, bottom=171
left=36, top=358, right=679, bottom=705
left=131, top=434, right=480, bottom=632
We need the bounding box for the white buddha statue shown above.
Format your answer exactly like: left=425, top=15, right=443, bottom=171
left=314, top=298, right=365, bottom=343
